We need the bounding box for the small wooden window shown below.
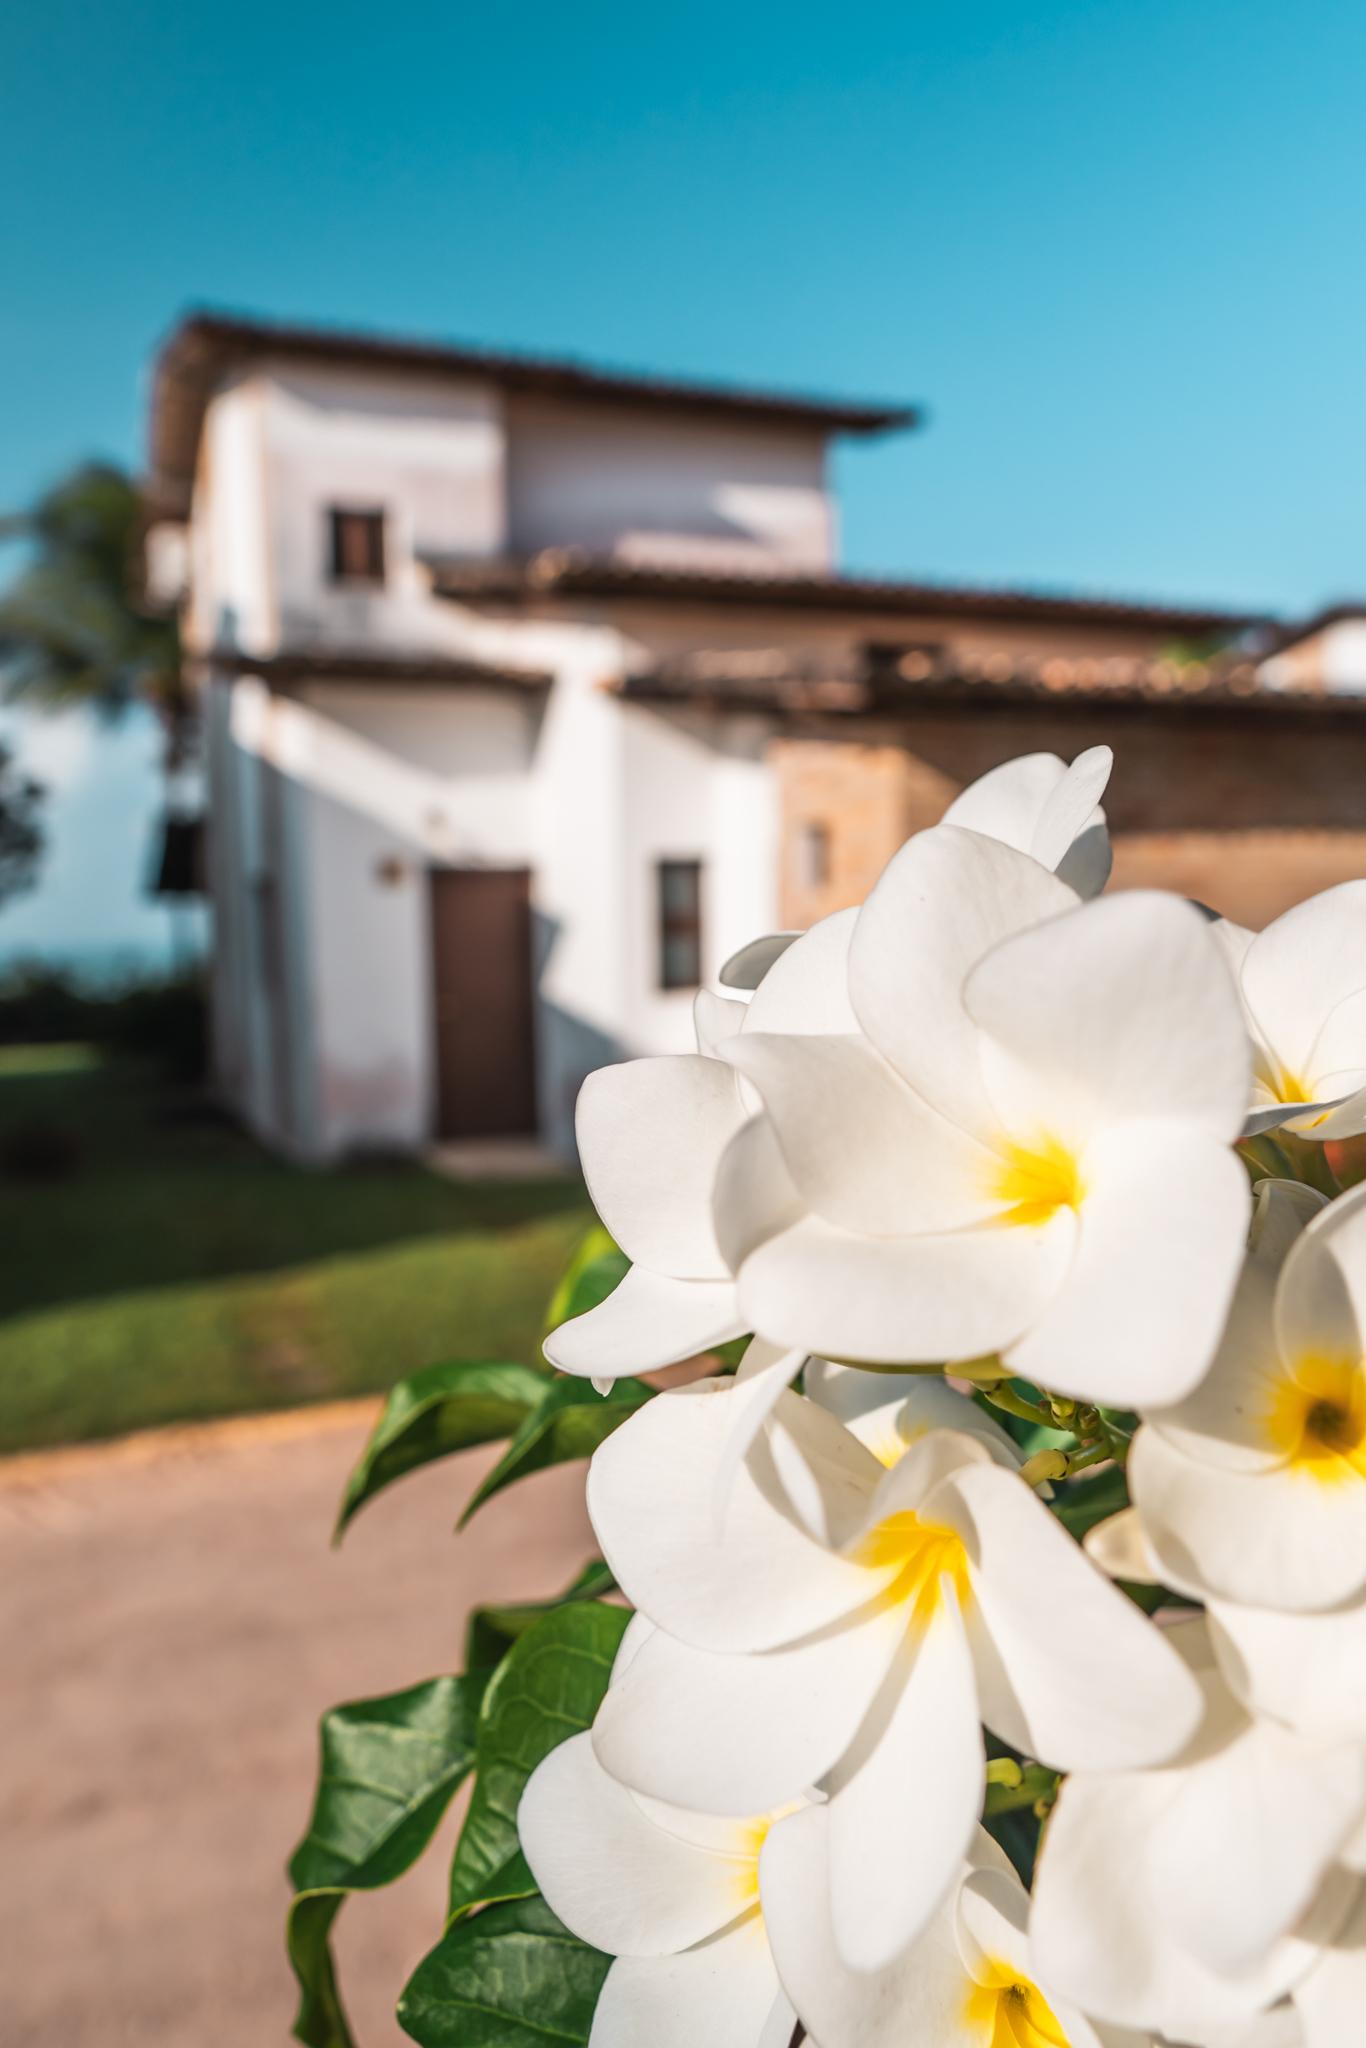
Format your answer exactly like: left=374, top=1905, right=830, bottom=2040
left=328, top=507, right=386, bottom=585
left=798, top=820, right=832, bottom=890
left=657, top=859, right=704, bottom=990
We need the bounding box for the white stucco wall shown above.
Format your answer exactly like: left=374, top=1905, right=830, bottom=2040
left=505, top=396, right=835, bottom=571
left=187, top=379, right=274, bottom=656
left=277, top=683, right=541, bottom=1156
left=260, top=364, right=507, bottom=655
left=618, top=704, right=779, bottom=1054
left=1261, top=619, right=1366, bottom=696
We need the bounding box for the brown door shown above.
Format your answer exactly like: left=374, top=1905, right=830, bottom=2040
left=430, top=867, right=537, bottom=1139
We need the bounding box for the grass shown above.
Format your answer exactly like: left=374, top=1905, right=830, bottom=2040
left=0, top=1049, right=593, bottom=1454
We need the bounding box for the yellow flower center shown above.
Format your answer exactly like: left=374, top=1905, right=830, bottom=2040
left=990, top=1135, right=1085, bottom=1228
left=964, top=1960, right=1071, bottom=2047
left=1276, top=1068, right=1315, bottom=1106
left=1265, top=1355, right=1366, bottom=1485
left=855, top=1510, right=971, bottom=1626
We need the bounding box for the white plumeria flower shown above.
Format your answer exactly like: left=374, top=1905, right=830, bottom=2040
left=1214, top=882, right=1366, bottom=1140
left=546, top=746, right=1115, bottom=1386
left=714, top=830, right=1252, bottom=1406
left=1126, top=1178, right=1366, bottom=1614
left=586, top=1379, right=1201, bottom=1973
left=518, top=1722, right=800, bottom=2048
left=1030, top=1620, right=1366, bottom=2047
left=761, top=1806, right=1150, bottom=2048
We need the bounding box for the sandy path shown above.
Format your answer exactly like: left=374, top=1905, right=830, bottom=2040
left=1, top=1407, right=595, bottom=2047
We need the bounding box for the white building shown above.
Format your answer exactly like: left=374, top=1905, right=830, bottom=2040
left=147, top=312, right=1256, bottom=1160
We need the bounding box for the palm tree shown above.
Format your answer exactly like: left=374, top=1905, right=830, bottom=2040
left=0, top=743, right=44, bottom=906
left=0, top=462, right=189, bottom=763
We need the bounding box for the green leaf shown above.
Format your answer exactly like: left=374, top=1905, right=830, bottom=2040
left=287, top=1675, right=486, bottom=2048
left=335, top=1360, right=549, bottom=1538
left=399, top=1894, right=611, bottom=2048
left=464, top=1558, right=617, bottom=1672
left=448, top=1601, right=630, bottom=1921
left=459, top=1375, right=653, bottom=1527
left=543, top=1227, right=627, bottom=1332
left=286, top=1892, right=352, bottom=2048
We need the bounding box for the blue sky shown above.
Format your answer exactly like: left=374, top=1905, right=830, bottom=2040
left=4, top=0, right=1366, bottom=965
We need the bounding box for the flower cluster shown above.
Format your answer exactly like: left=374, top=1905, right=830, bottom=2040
left=523, top=745, right=1366, bottom=2048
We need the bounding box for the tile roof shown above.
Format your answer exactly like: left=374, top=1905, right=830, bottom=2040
left=149, top=312, right=917, bottom=504
left=617, top=644, right=1356, bottom=714
left=428, top=548, right=1260, bottom=636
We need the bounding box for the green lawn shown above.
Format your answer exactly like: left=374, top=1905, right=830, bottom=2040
left=0, top=1049, right=592, bottom=1454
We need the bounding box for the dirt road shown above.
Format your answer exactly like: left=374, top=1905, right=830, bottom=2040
left=2, top=1407, right=595, bottom=2047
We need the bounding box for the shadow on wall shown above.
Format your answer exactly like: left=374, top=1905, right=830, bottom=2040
left=531, top=906, right=622, bottom=1161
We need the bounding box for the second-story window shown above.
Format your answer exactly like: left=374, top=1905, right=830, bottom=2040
left=328, top=507, right=386, bottom=586
left=657, top=859, right=704, bottom=990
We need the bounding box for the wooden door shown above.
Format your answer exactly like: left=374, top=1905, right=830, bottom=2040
left=430, top=867, right=537, bottom=1139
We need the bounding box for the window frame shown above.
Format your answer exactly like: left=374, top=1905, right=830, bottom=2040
left=327, top=505, right=387, bottom=587
left=656, top=857, right=704, bottom=992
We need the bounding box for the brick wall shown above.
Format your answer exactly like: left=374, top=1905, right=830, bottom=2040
left=774, top=706, right=1366, bottom=931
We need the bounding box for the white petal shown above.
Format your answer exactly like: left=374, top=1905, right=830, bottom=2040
left=735, top=1209, right=1074, bottom=1365
left=693, top=987, right=747, bottom=1057
left=1315, top=1081, right=1366, bottom=1141
left=1030, top=745, right=1114, bottom=875
left=589, top=1917, right=783, bottom=2048
left=720, top=932, right=799, bottom=991
left=1129, top=1421, right=1366, bottom=1612
left=1031, top=1762, right=1305, bottom=2039
left=1293, top=1880, right=1366, bottom=2048
left=759, top=1805, right=973, bottom=2048
left=943, top=750, right=1074, bottom=854
left=720, top=1031, right=998, bottom=1236
left=710, top=1338, right=808, bottom=1528
left=1243, top=1099, right=1350, bottom=1138
left=937, top=1461, right=1204, bottom=1769
left=576, top=1056, right=746, bottom=1278
left=825, top=1592, right=983, bottom=1971
left=1209, top=1589, right=1366, bottom=1744
left=965, top=890, right=1251, bottom=1143
left=544, top=1267, right=745, bottom=1378
left=519, top=1734, right=750, bottom=1957
left=1054, top=817, right=1113, bottom=900
left=611, top=1611, right=655, bottom=1683
left=1083, top=1507, right=1163, bottom=1586
left=1004, top=1124, right=1251, bottom=1407
left=805, top=1360, right=1025, bottom=1471
left=764, top=1389, right=900, bottom=1550
left=849, top=823, right=1076, bottom=1136
left=741, top=907, right=860, bottom=1035
left=593, top=1600, right=906, bottom=1817
left=712, top=1112, right=804, bottom=1275
left=1148, top=1709, right=1366, bottom=1977
left=586, top=1379, right=881, bottom=1652
left=1241, top=881, right=1366, bottom=1087
left=1147, top=1178, right=1319, bottom=1475
left=1275, top=1176, right=1366, bottom=1371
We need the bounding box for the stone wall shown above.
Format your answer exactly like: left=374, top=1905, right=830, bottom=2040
left=774, top=705, right=1366, bottom=932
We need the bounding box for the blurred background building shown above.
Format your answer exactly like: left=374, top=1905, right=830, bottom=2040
left=146, top=311, right=1362, bottom=1165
